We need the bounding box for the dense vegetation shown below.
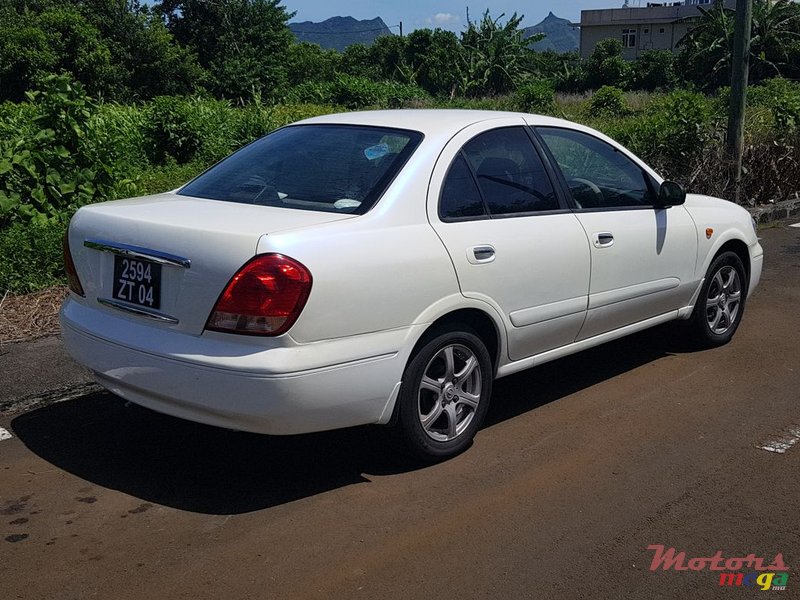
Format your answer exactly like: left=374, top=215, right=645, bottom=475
left=1, top=0, right=800, bottom=293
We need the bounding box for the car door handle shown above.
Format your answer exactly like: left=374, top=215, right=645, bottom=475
left=593, top=232, right=614, bottom=248
left=469, top=245, right=496, bottom=264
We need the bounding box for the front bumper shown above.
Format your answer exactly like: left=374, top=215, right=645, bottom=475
left=60, top=298, right=412, bottom=435
left=748, top=243, right=764, bottom=298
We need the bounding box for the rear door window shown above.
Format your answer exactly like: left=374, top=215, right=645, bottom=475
left=461, top=127, right=560, bottom=215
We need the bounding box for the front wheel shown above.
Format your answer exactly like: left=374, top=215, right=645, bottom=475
left=397, top=327, right=493, bottom=462
left=688, top=251, right=747, bottom=347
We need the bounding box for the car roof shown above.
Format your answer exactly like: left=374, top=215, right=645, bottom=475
left=293, top=109, right=663, bottom=185
left=294, top=109, right=579, bottom=138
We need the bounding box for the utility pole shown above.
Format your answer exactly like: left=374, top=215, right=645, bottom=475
left=399, top=21, right=403, bottom=37
left=727, top=0, right=753, bottom=203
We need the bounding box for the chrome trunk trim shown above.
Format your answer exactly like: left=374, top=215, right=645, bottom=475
left=84, top=239, right=191, bottom=268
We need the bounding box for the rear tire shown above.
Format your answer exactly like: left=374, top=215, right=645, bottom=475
left=688, top=251, right=747, bottom=348
left=397, top=326, right=492, bottom=462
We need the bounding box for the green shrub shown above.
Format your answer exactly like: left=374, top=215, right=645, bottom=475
left=91, top=103, right=150, bottom=172
left=381, top=81, right=429, bottom=109
left=0, top=101, right=38, bottom=143
left=513, top=80, right=556, bottom=114
left=136, top=162, right=207, bottom=196
left=255, top=103, right=340, bottom=131
left=145, top=96, right=199, bottom=163
left=428, top=95, right=515, bottom=111
left=328, top=75, right=381, bottom=109
left=632, top=51, right=676, bottom=91
left=0, top=218, right=66, bottom=293
left=329, top=75, right=420, bottom=110
left=286, top=76, right=427, bottom=110
left=622, top=90, right=714, bottom=175
left=589, top=86, right=629, bottom=117
left=553, top=62, right=586, bottom=94
left=751, top=78, right=800, bottom=134
left=0, top=75, right=136, bottom=227
left=284, top=81, right=336, bottom=105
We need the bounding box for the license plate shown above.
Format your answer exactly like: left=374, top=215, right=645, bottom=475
left=112, top=255, right=162, bottom=310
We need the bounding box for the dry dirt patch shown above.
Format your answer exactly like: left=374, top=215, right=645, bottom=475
left=0, top=287, right=67, bottom=345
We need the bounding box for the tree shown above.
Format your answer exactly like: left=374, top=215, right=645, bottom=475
left=0, top=4, right=119, bottom=101
left=584, top=38, right=632, bottom=90
left=750, top=0, right=800, bottom=81
left=0, top=5, right=57, bottom=102
left=0, top=0, right=204, bottom=102
left=402, top=29, right=463, bottom=96
left=339, top=43, right=381, bottom=79
left=157, top=0, right=295, bottom=103
left=678, top=0, right=800, bottom=89
left=284, top=42, right=341, bottom=87
left=367, top=34, right=410, bottom=82
left=536, top=51, right=585, bottom=94
left=457, top=11, right=540, bottom=96
left=124, top=17, right=206, bottom=99
left=77, top=0, right=205, bottom=99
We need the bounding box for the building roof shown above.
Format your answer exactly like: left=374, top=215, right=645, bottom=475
left=580, top=1, right=736, bottom=27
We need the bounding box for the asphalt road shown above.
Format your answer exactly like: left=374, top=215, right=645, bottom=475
left=1, top=222, right=799, bottom=599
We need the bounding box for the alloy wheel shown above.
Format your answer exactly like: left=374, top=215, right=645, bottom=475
left=417, top=344, right=483, bottom=442
left=705, top=265, right=742, bottom=335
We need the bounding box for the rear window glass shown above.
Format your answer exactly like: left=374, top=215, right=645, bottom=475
left=179, top=124, right=423, bottom=214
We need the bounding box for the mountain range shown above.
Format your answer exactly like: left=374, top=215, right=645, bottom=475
left=522, top=12, right=580, bottom=54
left=289, top=17, right=393, bottom=52
left=288, top=13, right=579, bottom=54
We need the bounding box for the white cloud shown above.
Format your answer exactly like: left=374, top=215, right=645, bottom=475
left=425, top=12, right=462, bottom=27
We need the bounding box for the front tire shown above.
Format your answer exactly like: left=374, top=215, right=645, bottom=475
left=397, top=327, right=493, bottom=462
left=689, top=251, right=747, bottom=348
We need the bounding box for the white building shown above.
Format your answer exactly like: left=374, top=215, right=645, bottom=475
left=579, top=0, right=737, bottom=59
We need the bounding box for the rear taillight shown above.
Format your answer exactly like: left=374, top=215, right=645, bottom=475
left=206, top=254, right=312, bottom=336
left=63, top=230, right=85, bottom=297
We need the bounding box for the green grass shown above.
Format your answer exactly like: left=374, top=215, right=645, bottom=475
left=135, top=161, right=209, bottom=196
left=0, top=219, right=67, bottom=294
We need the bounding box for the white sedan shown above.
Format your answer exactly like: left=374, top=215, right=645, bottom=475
left=61, top=110, right=763, bottom=460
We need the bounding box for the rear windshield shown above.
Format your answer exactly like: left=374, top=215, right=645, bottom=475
left=178, top=124, right=423, bottom=214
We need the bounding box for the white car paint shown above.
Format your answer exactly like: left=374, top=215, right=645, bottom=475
left=426, top=117, right=591, bottom=361
left=60, top=110, right=763, bottom=437
left=573, top=207, right=699, bottom=339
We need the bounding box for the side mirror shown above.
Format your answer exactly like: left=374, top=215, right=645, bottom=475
left=658, top=180, right=686, bottom=207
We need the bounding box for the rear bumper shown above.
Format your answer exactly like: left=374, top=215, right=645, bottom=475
left=60, top=298, right=414, bottom=435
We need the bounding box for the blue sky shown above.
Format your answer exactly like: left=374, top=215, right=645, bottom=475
left=285, top=0, right=627, bottom=32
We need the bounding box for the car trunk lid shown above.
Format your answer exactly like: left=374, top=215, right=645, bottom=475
left=67, top=193, right=355, bottom=335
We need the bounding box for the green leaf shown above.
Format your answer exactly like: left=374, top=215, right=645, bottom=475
left=12, top=150, right=31, bottom=164
left=46, top=171, right=61, bottom=186
left=0, top=191, right=15, bottom=215
left=30, top=187, right=46, bottom=205
left=59, top=181, right=76, bottom=195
